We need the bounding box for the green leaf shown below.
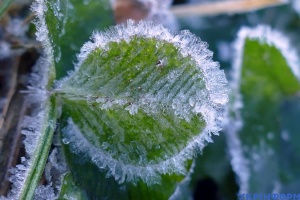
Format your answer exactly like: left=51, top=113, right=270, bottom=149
left=58, top=20, right=228, bottom=191
left=57, top=173, right=89, bottom=200
left=0, top=0, right=12, bottom=19
left=59, top=134, right=188, bottom=200
left=228, top=26, right=300, bottom=193
left=40, top=0, right=114, bottom=79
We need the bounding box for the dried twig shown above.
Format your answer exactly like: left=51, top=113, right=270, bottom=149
left=171, top=0, right=287, bottom=17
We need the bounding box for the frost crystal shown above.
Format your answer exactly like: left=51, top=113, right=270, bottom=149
left=0, top=1, right=55, bottom=198
left=60, top=20, right=228, bottom=185
left=0, top=56, right=53, bottom=199
left=34, top=185, right=56, bottom=200
left=34, top=148, right=67, bottom=200
left=2, top=111, right=47, bottom=200
left=31, top=0, right=54, bottom=66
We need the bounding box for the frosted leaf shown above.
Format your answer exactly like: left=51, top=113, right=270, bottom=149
left=58, top=20, right=228, bottom=185
left=226, top=25, right=300, bottom=193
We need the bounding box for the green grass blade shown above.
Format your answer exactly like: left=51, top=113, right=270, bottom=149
left=18, top=97, right=57, bottom=199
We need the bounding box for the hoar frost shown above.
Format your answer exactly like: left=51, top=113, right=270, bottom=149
left=0, top=1, right=57, bottom=199
left=58, top=20, right=228, bottom=185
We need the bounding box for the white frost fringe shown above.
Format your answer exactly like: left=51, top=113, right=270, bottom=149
left=61, top=20, right=228, bottom=185
left=0, top=0, right=54, bottom=199
left=226, top=25, right=300, bottom=193
left=0, top=60, right=51, bottom=200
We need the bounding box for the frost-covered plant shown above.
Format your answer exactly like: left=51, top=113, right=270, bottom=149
left=1, top=0, right=300, bottom=199
left=58, top=20, right=228, bottom=184
left=1, top=0, right=228, bottom=199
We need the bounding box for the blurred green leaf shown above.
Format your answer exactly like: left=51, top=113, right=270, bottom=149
left=229, top=32, right=300, bottom=192
left=0, top=0, right=12, bottom=19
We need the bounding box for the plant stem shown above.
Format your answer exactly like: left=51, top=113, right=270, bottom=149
left=171, top=0, right=287, bottom=17
left=18, top=96, right=57, bottom=199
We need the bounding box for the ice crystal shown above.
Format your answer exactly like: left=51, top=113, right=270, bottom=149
left=34, top=184, right=56, bottom=200
left=59, top=20, right=228, bottom=185
left=0, top=1, right=55, bottom=195
left=34, top=148, right=67, bottom=200
left=1, top=110, right=47, bottom=200
left=31, top=0, right=54, bottom=66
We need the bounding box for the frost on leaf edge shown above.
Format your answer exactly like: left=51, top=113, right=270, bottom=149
left=74, top=20, right=228, bottom=106
left=59, top=20, right=228, bottom=185
left=31, top=0, right=54, bottom=69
